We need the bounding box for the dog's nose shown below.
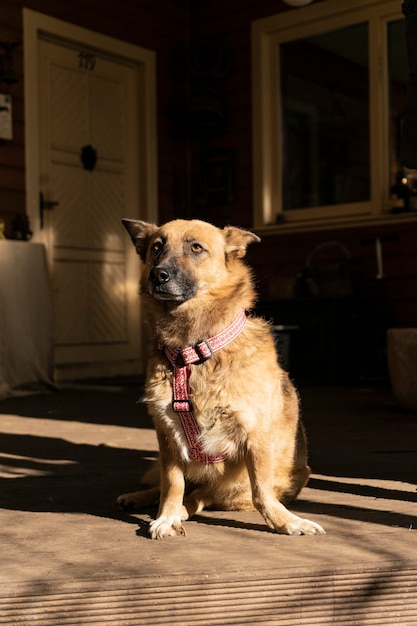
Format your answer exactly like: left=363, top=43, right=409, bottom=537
left=151, top=267, right=170, bottom=284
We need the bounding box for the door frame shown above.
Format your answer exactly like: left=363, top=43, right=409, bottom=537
left=23, top=8, right=158, bottom=240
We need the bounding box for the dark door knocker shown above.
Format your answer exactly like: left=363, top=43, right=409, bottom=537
left=80, top=144, right=97, bottom=171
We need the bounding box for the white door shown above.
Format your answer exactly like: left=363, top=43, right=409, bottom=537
left=39, top=39, right=141, bottom=379
left=24, top=11, right=157, bottom=380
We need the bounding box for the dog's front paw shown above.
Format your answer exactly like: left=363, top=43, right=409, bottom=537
left=149, top=515, right=186, bottom=539
left=283, top=515, right=325, bottom=536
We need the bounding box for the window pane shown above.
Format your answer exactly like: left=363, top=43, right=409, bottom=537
left=388, top=19, right=413, bottom=211
left=280, top=23, right=370, bottom=211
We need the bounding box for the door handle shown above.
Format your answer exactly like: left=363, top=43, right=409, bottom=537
left=39, top=192, right=59, bottom=228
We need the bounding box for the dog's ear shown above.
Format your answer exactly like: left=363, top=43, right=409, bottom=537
left=223, top=226, right=261, bottom=259
left=122, top=219, right=158, bottom=261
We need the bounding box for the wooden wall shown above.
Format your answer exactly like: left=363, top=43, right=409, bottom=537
left=0, top=0, right=190, bottom=235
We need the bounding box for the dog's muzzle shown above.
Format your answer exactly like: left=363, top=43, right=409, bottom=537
left=149, top=265, right=196, bottom=301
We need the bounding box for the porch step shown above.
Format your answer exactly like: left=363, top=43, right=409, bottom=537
left=1, top=565, right=416, bottom=625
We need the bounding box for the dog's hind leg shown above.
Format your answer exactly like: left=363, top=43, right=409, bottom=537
left=246, top=443, right=325, bottom=536
left=182, top=488, right=212, bottom=519
left=116, top=487, right=160, bottom=511
left=275, top=423, right=311, bottom=503
left=183, top=485, right=255, bottom=520
left=274, top=465, right=311, bottom=504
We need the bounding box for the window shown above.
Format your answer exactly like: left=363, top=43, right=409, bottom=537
left=252, top=0, right=411, bottom=231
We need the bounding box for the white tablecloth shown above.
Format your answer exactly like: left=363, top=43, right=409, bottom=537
left=0, top=241, right=54, bottom=398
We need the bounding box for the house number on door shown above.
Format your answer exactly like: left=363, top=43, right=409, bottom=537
left=78, top=51, right=96, bottom=71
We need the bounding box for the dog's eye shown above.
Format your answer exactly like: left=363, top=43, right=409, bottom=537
left=191, top=243, right=203, bottom=254
left=151, top=241, right=163, bottom=255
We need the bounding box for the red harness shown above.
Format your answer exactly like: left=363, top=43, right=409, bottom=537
left=160, top=310, right=247, bottom=463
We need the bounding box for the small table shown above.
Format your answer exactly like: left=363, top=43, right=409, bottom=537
left=0, top=241, right=54, bottom=397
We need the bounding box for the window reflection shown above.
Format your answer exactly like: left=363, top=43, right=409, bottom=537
left=280, top=22, right=370, bottom=211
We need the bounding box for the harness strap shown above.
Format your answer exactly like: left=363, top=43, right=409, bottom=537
left=161, top=310, right=247, bottom=463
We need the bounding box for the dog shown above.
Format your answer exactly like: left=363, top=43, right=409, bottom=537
left=117, top=218, right=325, bottom=539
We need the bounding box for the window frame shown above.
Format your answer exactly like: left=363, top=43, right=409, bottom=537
left=251, top=0, right=408, bottom=233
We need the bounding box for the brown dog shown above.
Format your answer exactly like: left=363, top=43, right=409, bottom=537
left=117, top=218, right=325, bottom=538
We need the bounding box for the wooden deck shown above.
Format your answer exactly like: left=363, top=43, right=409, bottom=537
left=1, top=383, right=416, bottom=625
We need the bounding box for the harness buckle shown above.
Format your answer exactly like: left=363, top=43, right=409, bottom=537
left=172, top=399, right=193, bottom=413
left=193, top=340, right=213, bottom=364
